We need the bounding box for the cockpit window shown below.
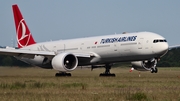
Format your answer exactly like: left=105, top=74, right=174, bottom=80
left=153, top=39, right=167, bottom=43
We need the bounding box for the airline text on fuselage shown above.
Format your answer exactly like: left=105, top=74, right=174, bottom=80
left=100, top=36, right=137, bottom=44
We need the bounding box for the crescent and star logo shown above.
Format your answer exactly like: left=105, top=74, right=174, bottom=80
left=17, top=19, right=31, bottom=47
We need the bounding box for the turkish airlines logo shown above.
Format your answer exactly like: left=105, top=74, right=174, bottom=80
left=17, top=19, right=31, bottom=47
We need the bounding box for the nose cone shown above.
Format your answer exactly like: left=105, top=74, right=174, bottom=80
left=155, top=42, right=169, bottom=57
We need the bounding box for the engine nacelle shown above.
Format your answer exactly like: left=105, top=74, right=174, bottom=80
left=131, top=59, right=157, bottom=71
left=52, top=53, right=78, bottom=72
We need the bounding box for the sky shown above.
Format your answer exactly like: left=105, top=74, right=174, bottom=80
left=0, top=1, right=180, bottom=46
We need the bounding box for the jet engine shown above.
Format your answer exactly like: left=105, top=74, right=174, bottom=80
left=52, top=53, right=78, bottom=72
left=131, top=59, right=157, bottom=72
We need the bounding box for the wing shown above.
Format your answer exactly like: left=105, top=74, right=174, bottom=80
left=0, top=48, right=92, bottom=59
left=0, top=48, right=55, bottom=58
left=169, top=45, right=180, bottom=50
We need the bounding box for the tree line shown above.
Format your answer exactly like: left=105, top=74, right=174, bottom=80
left=157, top=48, right=180, bottom=67
left=0, top=48, right=180, bottom=67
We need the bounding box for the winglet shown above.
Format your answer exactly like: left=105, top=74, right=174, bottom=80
left=12, top=4, right=36, bottom=48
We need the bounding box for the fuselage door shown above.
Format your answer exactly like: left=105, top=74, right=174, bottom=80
left=114, top=43, right=118, bottom=52
left=138, top=38, right=144, bottom=49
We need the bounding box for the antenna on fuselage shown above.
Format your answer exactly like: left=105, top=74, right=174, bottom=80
left=122, top=32, right=128, bottom=34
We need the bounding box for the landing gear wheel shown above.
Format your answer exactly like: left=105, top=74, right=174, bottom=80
left=151, top=68, right=158, bottom=73
left=151, top=68, right=154, bottom=73
left=55, top=72, right=71, bottom=77
left=99, top=64, right=116, bottom=77
left=154, top=68, right=158, bottom=73
left=99, top=73, right=115, bottom=77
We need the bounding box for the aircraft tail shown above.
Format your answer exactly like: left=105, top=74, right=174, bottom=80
left=12, top=4, right=36, bottom=48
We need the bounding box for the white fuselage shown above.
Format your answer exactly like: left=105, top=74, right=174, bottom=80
left=20, top=32, right=168, bottom=68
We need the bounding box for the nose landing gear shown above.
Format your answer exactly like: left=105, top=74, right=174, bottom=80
left=99, top=64, right=116, bottom=77
left=151, top=67, right=158, bottom=73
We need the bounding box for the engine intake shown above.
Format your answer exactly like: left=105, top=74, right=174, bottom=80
left=131, top=59, right=157, bottom=71
left=52, top=53, right=78, bottom=72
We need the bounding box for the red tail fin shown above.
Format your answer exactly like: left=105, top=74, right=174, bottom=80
left=12, top=4, right=36, bottom=48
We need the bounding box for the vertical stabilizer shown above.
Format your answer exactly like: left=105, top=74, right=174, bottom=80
left=12, top=4, right=36, bottom=48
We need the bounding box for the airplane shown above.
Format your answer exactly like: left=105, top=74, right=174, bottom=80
left=0, top=4, right=169, bottom=77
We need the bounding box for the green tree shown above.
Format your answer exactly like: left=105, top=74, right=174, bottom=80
left=158, top=48, right=180, bottom=67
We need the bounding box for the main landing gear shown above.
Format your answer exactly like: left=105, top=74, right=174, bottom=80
left=55, top=72, right=71, bottom=77
left=99, top=64, right=116, bottom=77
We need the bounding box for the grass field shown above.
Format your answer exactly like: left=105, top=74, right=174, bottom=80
left=0, top=67, right=180, bottom=101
